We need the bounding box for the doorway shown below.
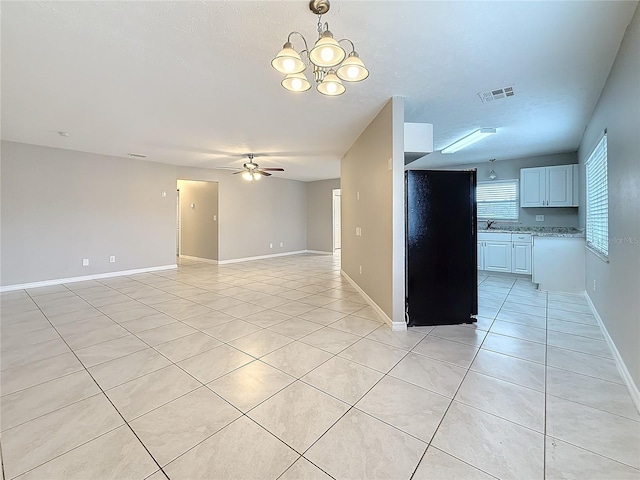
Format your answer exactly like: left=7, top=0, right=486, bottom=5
left=176, top=180, right=219, bottom=262
left=333, top=189, right=341, bottom=252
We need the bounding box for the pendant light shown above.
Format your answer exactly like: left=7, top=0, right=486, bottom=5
left=271, top=0, right=368, bottom=96
left=336, top=52, right=369, bottom=82
left=317, top=70, right=345, bottom=96
left=282, top=72, right=312, bottom=92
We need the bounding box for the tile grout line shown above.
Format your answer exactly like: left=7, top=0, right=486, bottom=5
left=543, top=286, right=549, bottom=480
left=12, top=288, right=169, bottom=480
left=408, top=275, right=516, bottom=479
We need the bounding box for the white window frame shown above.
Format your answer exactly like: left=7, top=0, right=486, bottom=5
left=586, top=133, right=608, bottom=260
left=476, top=179, right=519, bottom=221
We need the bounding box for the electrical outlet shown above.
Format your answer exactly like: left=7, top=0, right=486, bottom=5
left=536, top=215, right=545, bottom=222
left=280, top=242, right=284, bottom=247
left=161, top=190, right=167, bottom=197
left=109, top=256, right=116, bottom=263
left=357, top=191, right=360, bottom=200
left=269, top=243, right=273, bottom=249
left=82, top=258, right=89, bottom=267
left=213, top=215, right=217, bottom=221
left=593, top=279, right=597, bottom=291
left=359, top=265, right=362, bottom=274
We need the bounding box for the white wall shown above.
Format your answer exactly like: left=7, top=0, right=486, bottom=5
left=578, top=4, right=640, bottom=390
left=340, top=97, right=405, bottom=328
left=444, top=152, right=579, bottom=227
left=306, top=178, right=340, bottom=253
left=0, top=141, right=177, bottom=286
left=177, top=167, right=307, bottom=262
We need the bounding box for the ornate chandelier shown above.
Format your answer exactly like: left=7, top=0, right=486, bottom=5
left=271, top=0, right=369, bottom=96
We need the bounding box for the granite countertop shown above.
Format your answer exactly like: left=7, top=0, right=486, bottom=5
left=477, top=226, right=585, bottom=238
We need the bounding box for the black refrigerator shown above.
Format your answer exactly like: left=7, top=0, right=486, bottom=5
left=405, top=170, right=478, bottom=327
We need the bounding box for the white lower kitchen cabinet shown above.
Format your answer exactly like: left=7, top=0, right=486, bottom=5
left=512, top=242, right=532, bottom=274
left=477, top=242, right=484, bottom=270
left=532, top=236, right=585, bottom=293
left=484, top=241, right=512, bottom=273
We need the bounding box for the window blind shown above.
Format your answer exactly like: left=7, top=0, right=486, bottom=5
left=477, top=180, right=519, bottom=221
left=586, top=133, right=608, bottom=258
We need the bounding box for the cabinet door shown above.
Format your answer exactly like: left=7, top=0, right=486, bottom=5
left=484, top=241, right=512, bottom=272
left=512, top=242, right=532, bottom=274
left=520, top=168, right=546, bottom=207
left=547, top=165, right=573, bottom=207
left=477, top=242, right=484, bottom=270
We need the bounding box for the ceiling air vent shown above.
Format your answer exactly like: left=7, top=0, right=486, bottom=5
left=128, top=153, right=147, bottom=158
left=478, top=86, right=514, bottom=103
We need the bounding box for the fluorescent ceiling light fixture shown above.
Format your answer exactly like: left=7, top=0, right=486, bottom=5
left=441, top=128, right=496, bottom=154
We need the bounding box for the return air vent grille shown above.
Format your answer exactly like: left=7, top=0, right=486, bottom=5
left=478, top=86, right=514, bottom=103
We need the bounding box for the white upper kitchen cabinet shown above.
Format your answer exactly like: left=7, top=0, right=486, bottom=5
left=520, top=165, right=578, bottom=207
left=520, top=167, right=547, bottom=207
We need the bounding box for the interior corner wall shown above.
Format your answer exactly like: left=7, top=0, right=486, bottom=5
left=341, top=98, right=404, bottom=324
left=176, top=167, right=307, bottom=262
left=447, top=152, right=580, bottom=227
left=306, top=178, right=340, bottom=252
left=577, top=4, right=640, bottom=389
left=177, top=179, right=219, bottom=261
left=0, top=141, right=177, bottom=287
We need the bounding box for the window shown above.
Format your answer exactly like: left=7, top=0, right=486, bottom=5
left=476, top=180, right=519, bottom=221
left=586, top=133, right=608, bottom=258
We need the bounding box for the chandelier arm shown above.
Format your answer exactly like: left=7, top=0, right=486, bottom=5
left=287, top=31, right=310, bottom=54
left=337, top=38, right=356, bottom=54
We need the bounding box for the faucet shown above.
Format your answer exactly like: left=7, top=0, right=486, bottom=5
left=486, top=220, right=496, bottom=230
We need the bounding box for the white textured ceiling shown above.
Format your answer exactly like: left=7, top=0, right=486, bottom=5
left=1, top=1, right=637, bottom=181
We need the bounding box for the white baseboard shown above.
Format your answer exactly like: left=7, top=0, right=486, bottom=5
left=0, top=264, right=178, bottom=292
left=179, top=255, right=219, bottom=264
left=217, top=250, right=310, bottom=265
left=305, top=250, right=334, bottom=255
left=340, top=270, right=406, bottom=331
left=585, top=292, right=640, bottom=414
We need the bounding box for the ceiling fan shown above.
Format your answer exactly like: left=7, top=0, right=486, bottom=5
left=233, top=154, right=284, bottom=181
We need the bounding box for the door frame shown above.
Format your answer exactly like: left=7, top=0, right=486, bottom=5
left=332, top=188, right=341, bottom=252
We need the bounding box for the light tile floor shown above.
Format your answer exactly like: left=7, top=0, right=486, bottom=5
left=1, top=254, right=639, bottom=479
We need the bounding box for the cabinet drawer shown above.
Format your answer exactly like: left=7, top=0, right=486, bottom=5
left=511, top=233, right=532, bottom=243
left=478, top=232, right=511, bottom=242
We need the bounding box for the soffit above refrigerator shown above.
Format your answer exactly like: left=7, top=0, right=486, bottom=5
left=405, top=123, right=434, bottom=165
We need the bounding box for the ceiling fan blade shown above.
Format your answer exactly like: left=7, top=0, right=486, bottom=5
left=232, top=170, right=243, bottom=174
left=256, top=170, right=272, bottom=176
left=260, top=168, right=285, bottom=172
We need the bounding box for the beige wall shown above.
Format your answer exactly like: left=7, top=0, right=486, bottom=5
left=341, top=97, right=405, bottom=327
left=444, top=152, right=579, bottom=227
left=177, top=167, right=307, bottom=262
left=177, top=180, right=218, bottom=261
left=306, top=178, right=340, bottom=252
left=578, top=5, right=640, bottom=389
left=0, top=141, right=177, bottom=286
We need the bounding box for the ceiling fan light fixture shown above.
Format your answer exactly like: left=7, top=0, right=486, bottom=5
left=282, top=72, right=311, bottom=92
left=271, top=42, right=306, bottom=74
left=336, top=52, right=369, bottom=82
left=441, top=128, right=497, bottom=154
left=309, top=30, right=346, bottom=68
left=242, top=171, right=254, bottom=181
left=317, top=70, right=345, bottom=96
